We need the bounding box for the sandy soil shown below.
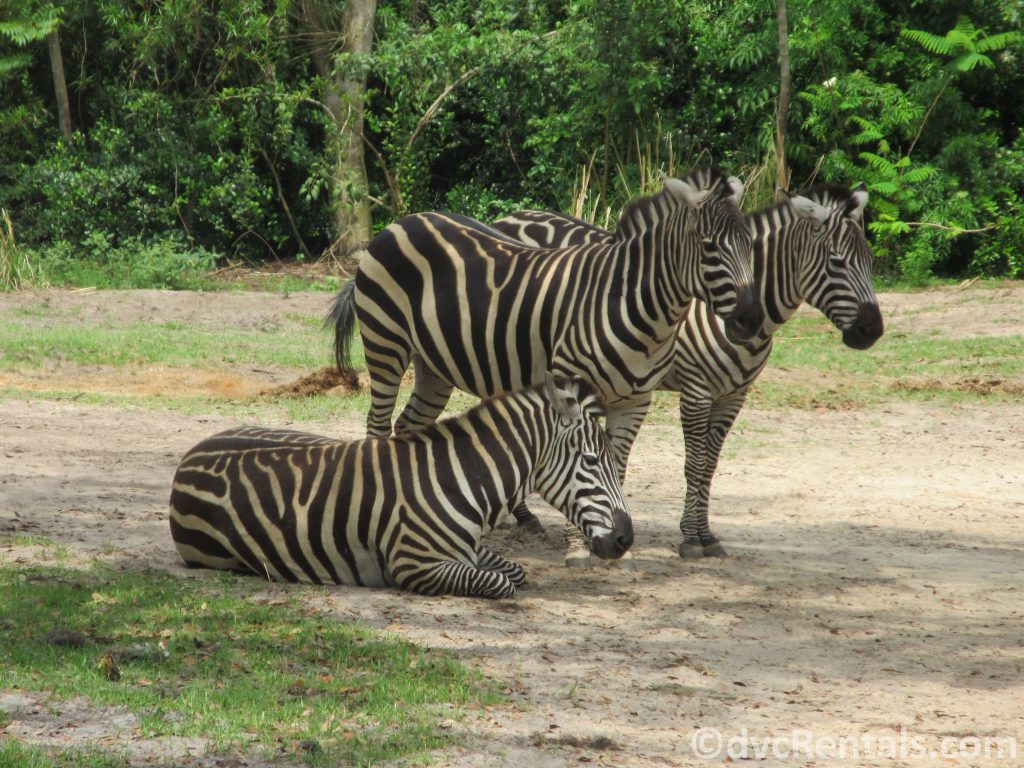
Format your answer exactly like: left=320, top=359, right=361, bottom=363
left=1, top=284, right=1023, bottom=767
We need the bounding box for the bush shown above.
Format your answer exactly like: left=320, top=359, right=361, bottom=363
left=29, top=233, right=217, bottom=289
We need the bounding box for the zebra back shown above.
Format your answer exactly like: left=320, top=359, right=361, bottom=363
left=492, top=210, right=610, bottom=249
left=333, top=165, right=759, bottom=401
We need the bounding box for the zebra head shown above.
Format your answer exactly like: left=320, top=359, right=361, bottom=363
left=532, top=373, right=633, bottom=560
left=663, top=167, right=764, bottom=344
left=787, top=184, right=884, bottom=350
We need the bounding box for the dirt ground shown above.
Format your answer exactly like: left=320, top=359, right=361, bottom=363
left=1, top=285, right=1023, bottom=767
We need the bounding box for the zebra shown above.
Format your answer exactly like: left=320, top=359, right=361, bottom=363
left=329, top=167, right=763, bottom=566
left=169, top=374, right=633, bottom=599
left=492, top=183, right=884, bottom=561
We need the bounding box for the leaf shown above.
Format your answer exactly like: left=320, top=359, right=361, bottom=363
left=953, top=52, right=993, bottom=72
left=978, top=31, right=1023, bottom=53
left=901, top=28, right=953, bottom=56
left=903, top=166, right=938, bottom=184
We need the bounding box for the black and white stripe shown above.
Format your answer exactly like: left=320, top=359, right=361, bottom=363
left=330, top=167, right=762, bottom=519
left=169, top=375, right=633, bottom=598
left=493, top=184, right=884, bottom=560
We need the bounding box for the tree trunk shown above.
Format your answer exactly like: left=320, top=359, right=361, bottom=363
left=774, top=0, right=791, bottom=198
left=46, top=27, right=72, bottom=137
left=303, top=0, right=377, bottom=260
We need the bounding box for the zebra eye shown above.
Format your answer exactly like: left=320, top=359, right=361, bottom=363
left=581, top=452, right=600, bottom=468
left=828, top=252, right=847, bottom=270
left=701, top=239, right=718, bottom=255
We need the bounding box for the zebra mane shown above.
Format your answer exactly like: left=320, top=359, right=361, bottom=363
left=801, top=183, right=854, bottom=209
left=754, top=183, right=869, bottom=227
left=412, top=376, right=609, bottom=444
left=614, top=164, right=739, bottom=241
left=557, top=375, right=608, bottom=418
left=441, top=211, right=540, bottom=247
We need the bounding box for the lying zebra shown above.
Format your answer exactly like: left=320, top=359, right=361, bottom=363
left=169, top=374, right=633, bottom=598
left=493, top=184, right=883, bottom=562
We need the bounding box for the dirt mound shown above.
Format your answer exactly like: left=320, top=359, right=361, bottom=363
left=263, top=366, right=360, bottom=397
left=890, top=375, right=1024, bottom=396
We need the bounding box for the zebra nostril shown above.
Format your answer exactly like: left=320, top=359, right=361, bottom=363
left=842, top=303, right=883, bottom=350
left=612, top=509, right=634, bottom=551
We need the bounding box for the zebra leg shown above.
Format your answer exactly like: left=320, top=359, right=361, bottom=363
left=596, top=395, right=654, bottom=571
left=476, top=547, right=527, bottom=586
left=398, top=559, right=518, bottom=599
left=563, top=521, right=592, bottom=569
left=678, top=391, right=745, bottom=558
left=695, top=392, right=748, bottom=557
left=678, top=391, right=713, bottom=558
left=362, top=339, right=412, bottom=438
left=511, top=500, right=545, bottom=535
left=394, top=356, right=454, bottom=437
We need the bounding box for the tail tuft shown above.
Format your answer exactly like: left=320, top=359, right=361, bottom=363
left=326, top=278, right=358, bottom=371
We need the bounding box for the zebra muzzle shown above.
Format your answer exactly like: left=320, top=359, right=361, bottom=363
left=842, top=302, right=884, bottom=350
left=723, top=285, right=765, bottom=344
left=589, top=508, right=634, bottom=559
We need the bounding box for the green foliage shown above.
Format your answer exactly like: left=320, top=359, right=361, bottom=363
left=0, top=0, right=331, bottom=267
left=0, top=741, right=128, bottom=768
left=27, top=234, right=216, bottom=289
left=1, top=207, right=39, bottom=290
left=0, top=0, right=59, bottom=76
left=1, top=0, right=1023, bottom=282
left=902, top=16, right=1022, bottom=72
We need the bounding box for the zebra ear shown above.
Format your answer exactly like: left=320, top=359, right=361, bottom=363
left=848, top=184, right=869, bottom=222
left=544, top=372, right=582, bottom=423
left=663, top=176, right=708, bottom=208
left=789, top=195, right=830, bottom=224
left=726, top=176, right=744, bottom=206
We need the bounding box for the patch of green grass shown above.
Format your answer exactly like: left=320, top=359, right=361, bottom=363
left=772, top=316, right=1024, bottom=379
left=0, top=534, right=72, bottom=561
left=230, top=273, right=343, bottom=294
left=3, top=285, right=1022, bottom=418
left=743, top=315, right=1024, bottom=407
left=0, top=564, right=501, bottom=766
left=0, top=742, right=129, bottom=768
left=0, top=320, right=335, bottom=371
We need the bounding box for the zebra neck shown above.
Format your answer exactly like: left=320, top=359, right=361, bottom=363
left=750, top=205, right=805, bottom=334
left=609, top=206, right=694, bottom=339
left=439, top=399, right=540, bottom=528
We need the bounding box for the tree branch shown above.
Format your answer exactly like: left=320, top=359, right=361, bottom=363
left=406, top=66, right=481, bottom=152
left=259, top=148, right=314, bottom=261
left=904, top=221, right=997, bottom=234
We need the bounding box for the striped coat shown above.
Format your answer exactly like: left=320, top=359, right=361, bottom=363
left=169, top=375, right=633, bottom=598
left=330, top=167, right=762, bottom=507
left=492, top=185, right=883, bottom=559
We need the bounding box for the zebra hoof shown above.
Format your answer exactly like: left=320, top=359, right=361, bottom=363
left=613, top=555, right=637, bottom=572
left=703, top=541, right=728, bottom=558
left=565, top=552, right=592, bottom=569
left=677, top=542, right=705, bottom=559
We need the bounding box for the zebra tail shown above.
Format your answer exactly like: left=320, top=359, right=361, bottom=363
left=327, top=278, right=358, bottom=371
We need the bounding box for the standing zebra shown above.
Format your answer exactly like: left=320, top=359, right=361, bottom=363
left=329, top=167, right=763, bottom=557
left=169, top=375, right=633, bottom=599
left=492, top=183, right=884, bottom=560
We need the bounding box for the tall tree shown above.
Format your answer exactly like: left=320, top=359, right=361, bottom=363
left=299, top=0, right=377, bottom=259
left=45, top=25, right=71, bottom=137
left=774, top=0, right=791, bottom=197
